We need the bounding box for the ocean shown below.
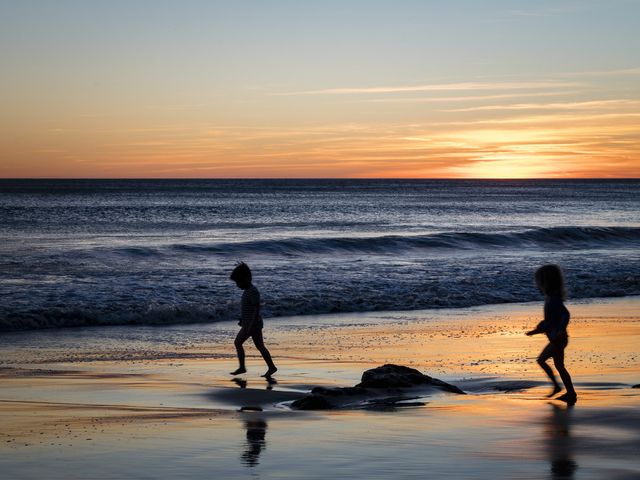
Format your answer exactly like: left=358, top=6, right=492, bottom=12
left=1, top=179, right=639, bottom=331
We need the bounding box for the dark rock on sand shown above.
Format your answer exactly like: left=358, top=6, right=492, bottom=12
left=290, top=395, right=335, bottom=410
left=291, top=364, right=464, bottom=410
left=311, top=386, right=368, bottom=396
left=357, top=364, right=465, bottom=394
left=632, top=384, right=640, bottom=389
left=291, top=386, right=368, bottom=409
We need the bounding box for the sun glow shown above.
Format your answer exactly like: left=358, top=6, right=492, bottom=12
left=451, top=155, right=565, bottom=179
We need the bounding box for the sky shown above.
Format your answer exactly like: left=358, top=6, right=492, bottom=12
left=1, top=0, right=639, bottom=178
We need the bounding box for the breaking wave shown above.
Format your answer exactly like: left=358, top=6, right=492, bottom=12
left=112, top=226, right=640, bottom=258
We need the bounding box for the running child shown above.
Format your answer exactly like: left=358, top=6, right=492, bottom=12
left=526, top=264, right=577, bottom=404
left=229, top=262, right=277, bottom=378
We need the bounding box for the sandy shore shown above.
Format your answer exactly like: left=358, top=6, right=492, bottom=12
left=1, top=297, right=639, bottom=479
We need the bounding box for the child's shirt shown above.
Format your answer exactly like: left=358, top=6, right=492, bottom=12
left=541, top=295, right=570, bottom=341
left=240, top=284, right=261, bottom=329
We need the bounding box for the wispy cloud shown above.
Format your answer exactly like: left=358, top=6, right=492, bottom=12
left=443, top=99, right=640, bottom=112
left=275, top=81, right=581, bottom=96
left=358, top=91, right=573, bottom=104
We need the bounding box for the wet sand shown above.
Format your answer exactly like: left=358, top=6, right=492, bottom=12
left=1, top=297, right=639, bottom=479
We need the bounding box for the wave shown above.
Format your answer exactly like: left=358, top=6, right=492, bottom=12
left=2, top=258, right=638, bottom=332
left=159, top=226, right=640, bottom=257
left=3, top=289, right=639, bottom=333
left=0, top=304, right=230, bottom=332
left=2, top=226, right=638, bottom=332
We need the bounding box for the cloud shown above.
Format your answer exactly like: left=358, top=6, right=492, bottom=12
left=357, top=91, right=574, bottom=104
left=275, top=81, right=581, bottom=96
left=443, top=99, right=640, bottom=112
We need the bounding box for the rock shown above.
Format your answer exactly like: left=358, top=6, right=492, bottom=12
left=290, top=395, right=334, bottom=410
left=632, top=384, right=640, bottom=389
left=311, top=386, right=368, bottom=396
left=357, top=364, right=465, bottom=394
left=290, top=364, right=464, bottom=410
left=291, top=386, right=369, bottom=410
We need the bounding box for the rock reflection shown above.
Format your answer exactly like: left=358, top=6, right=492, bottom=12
left=241, top=418, right=268, bottom=467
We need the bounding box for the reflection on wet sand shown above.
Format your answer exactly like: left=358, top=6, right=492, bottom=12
left=266, top=377, right=277, bottom=391
left=241, top=418, right=268, bottom=467
left=232, top=378, right=247, bottom=389
left=546, top=403, right=577, bottom=479
left=232, top=377, right=277, bottom=390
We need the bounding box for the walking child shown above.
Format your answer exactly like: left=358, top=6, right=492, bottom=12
left=526, top=264, right=577, bottom=404
left=229, top=262, right=278, bottom=378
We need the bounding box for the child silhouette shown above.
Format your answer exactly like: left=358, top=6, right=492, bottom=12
left=527, top=264, right=577, bottom=404
left=229, top=262, right=278, bottom=378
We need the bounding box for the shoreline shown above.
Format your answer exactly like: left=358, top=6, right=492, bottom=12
left=2, top=292, right=639, bottom=331
left=2, top=295, right=639, bottom=375
left=3, top=290, right=640, bottom=334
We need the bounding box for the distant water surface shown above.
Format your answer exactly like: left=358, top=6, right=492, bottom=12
left=1, top=179, right=638, bottom=330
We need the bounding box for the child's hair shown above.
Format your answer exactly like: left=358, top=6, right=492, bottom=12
left=230, top=262, right=252, bottom=283
left=534, top=264, right=566, bottom=300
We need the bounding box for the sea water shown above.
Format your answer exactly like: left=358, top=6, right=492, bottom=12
left=1, top=179, right=638, bottom=330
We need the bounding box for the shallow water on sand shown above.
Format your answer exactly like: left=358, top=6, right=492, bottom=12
left=2, top=396, right=639, bottom=480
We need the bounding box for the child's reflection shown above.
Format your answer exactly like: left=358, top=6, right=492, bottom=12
left=241, top=418, right=268, bottom=467
left=545, top=403, right=577, bottom=479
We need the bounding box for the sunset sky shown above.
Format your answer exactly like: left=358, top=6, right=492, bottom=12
left=1, top=0, right=639, bottom=178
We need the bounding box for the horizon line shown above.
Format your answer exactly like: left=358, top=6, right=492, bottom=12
left=1, top=177, right=639, bottom=181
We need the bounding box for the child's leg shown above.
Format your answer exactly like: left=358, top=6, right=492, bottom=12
left=552, top=348, right=576, bottom=398
left=537, top=343, right=562, bottom=396
left=232, top=328, right=250, bottom=374
left=251, top=329, right=277, bottom=376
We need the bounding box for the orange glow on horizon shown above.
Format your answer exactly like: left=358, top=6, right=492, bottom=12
left=2, top=78, right=639, bottom=179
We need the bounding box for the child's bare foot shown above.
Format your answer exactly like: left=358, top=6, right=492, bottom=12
left=261, top=367, right=277, bottom=378
left=556, top=392, right=577, bottom=405
left=546, top=386, right=562, bottom=398
left=230, top=367, right=247, bottom=375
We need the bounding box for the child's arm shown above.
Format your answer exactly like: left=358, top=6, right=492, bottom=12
left=243, top=289, right=260, bottom=332
left=526, top=320, right=546, bottom=336
left=527, top=299, right=556, bottom=336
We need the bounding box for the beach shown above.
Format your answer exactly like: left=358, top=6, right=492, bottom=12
left=3, top=0, right=640, bottom=477
left=2, top=296, right=639, bottom=479
left=1, top=179, right=638, bottom=478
